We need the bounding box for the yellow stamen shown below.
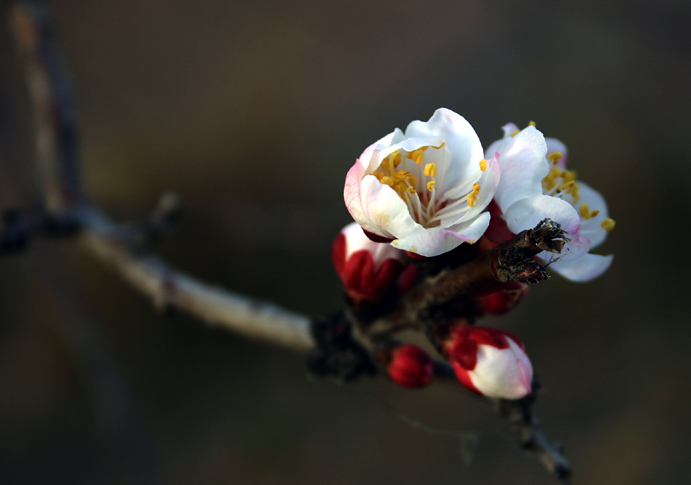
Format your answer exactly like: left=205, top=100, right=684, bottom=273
left=373, top=171, right=386, bottom=182
left=543, top=179, right=558, bottom=191
left=528, top=121, right=536, bottom=127
left=407, top=186, right=417, bottom=194
left=601, top=218, right=616, bottom=231
left=424, top=163, right=437, bottom=177
left=427, top=181, right=436, bottom=191
left=561, top=170, right=578, bottom=183
left=479, top=158, right=487, bottom=172
left=564, top=182, right=580, bottom=196
left=467, top=193, right=478, bottom=208
left=590, top=210, right=600, bottom=218
left=510, top=130, right=520, bottom=137
left=547, top=151, right=563, bottom=164
left=472, top=182, right=481, bottom=194
left=406, top=146, right=428, bottom=165
left=380, top=176, right=394, bottom=187
left=579, top=203, right=591, bottom=219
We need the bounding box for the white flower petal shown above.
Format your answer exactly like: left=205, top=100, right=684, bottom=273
left=359, top=174, right=418, bottom=239
left=503, top=194, right=581, bottom=236
left=501, top=123, right=519, bottom=138
left=392, top=225, right=460, bottom=257
left=447, top=211, right=492, bottom=244
left=404, top=108, right=484, bottom=194
left=442, top=156, right=500, bottom=225
left=548, top=253, right=614, bottom=282
left=469, top=337, right=533, bottom=400
left=575, top=181, right=610, bottom=249
left=488, top=126, right=549, bottom=213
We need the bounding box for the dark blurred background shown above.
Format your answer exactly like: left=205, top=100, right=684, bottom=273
left=0, top=0, right=689, bottom=483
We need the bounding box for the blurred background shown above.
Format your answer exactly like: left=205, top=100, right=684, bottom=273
left=0, top=0, right=689, bottom=483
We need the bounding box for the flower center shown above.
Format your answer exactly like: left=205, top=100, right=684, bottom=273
left=371, top=144, right=487, bottom=229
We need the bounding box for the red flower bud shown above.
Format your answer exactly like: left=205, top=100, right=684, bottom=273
left=476, top=282, right=530, bottom=315
left=387, top=344, right=434, bottom=388
left=332, top=222, right=408, bottom=303
left=447, top=326, right=532, bottom=399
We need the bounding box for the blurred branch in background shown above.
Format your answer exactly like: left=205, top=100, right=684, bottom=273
left=3, top=0, right=571, bottom=481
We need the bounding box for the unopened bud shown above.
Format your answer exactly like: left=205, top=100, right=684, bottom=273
left=332, top=222, right=407, bottom=303
left=447, top=326, right=532, bottom=399
left=387, top=344, right=434, bottom=388
left=476, top=282, right=530, bottom=315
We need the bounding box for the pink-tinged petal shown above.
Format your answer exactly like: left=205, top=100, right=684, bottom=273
left=447, top=211, right=492, bottom=245
left=489, top=126, right=549, bottom=213
left=344, top=164, right=369, bottom=230
left=404, top=108, right=484, bottom=193
left=359, top=175, right=418, bottom=240
left=545, top=137, right=568, bottom=169
left=575, top=181, right=610, bottom=249
left=392, top=225, right=463, bottom=257
left=548, top=253, right=614, bottom=282
left=468, top=337, right=532, bottom=399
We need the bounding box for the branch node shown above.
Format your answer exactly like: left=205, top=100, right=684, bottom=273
left=307, top=312, right=377, bottom=382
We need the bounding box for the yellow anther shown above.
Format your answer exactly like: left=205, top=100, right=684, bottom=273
left=380, top=176, right=394, bottom=187
left=407, top=186, right=417, bottom=194
left=510, top=130, right=520, bottom=137
left=390, top=151, right=402, bottom=168
left=560, top=170, right=578, bottom=183
left=543, top=179, right=558, bottom=191
left=590, top=210, right=600, bottom=218
left=427, top=181, right=436, bottom=191
left=547, top=151, right=563, bottom=164
left=406, top=174, right=417, bottom=186
left=472, top=182, right=481, bottom=194
left=479, top=158, right=487, bottom=172
left=601, top=218, right=616, bottom=231
left=432, top=142, right=446, bottom=149
left=528, top=121, right=536, bottom=127
left=373, top=171, right=385, bottom=182
left=407, top=146, right=428, bottom=165
left=564, top=182, right=580, bottom=196
left=579, top=203, right=591, bottom=219
left=424, top=163, right=437, bottom=177
left=467, top=193, right=478, bottom=208
left=548, top=167, right=561, bottom=178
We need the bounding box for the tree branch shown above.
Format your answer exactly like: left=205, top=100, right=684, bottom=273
left=6, top=1, right=570, bottom=481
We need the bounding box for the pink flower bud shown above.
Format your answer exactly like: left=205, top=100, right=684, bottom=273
left=448, top=327, right=532, bottom=399
left=476, top=282, right=530, bottom=315
left=332, top=222, right=407, bottom=303
left=387, top=344, right=434, bottom=388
